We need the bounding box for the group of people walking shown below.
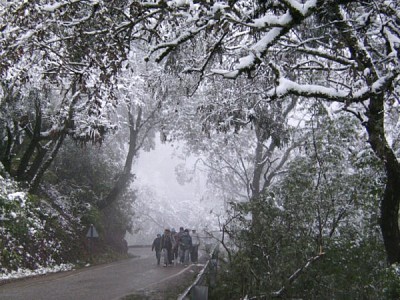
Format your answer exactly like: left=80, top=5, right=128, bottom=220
left=151, top=227, right=200, bottom=267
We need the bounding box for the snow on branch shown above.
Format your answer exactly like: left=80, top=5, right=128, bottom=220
left=145, top=22, right=212, bottom=63
left=270, top=77, right=348, bottom=101
left=280, top=0, right=318, bottom=17
left=227, top=11, right=293, bottom=29
left=267, top=75, right=397, bottom=103
left=211, top=1, right=318, bottom=78
left=271, top=252, right=324, bottom=298
left=37, top=0, right=100, bottom=27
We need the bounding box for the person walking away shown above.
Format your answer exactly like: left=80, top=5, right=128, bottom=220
left=177, top=227, right=185, bottom=263
left=171, top=228, right=179, bottom=264
left=180, top=229, right=192, bottom=266
left=151, top=234, right=162, bottom=265
left=161, top=229, right=174, bottom=267
left=169, top=228, right=176, bottom=264
left=191, top=229, right=200, bottom=263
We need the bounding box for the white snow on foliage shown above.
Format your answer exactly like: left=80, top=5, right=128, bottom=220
left=39, top=2, right=64, bottom=12
left=285, top=0, right=318, bottom=15
left=0, top=163, right=78, bottom=281
left=251, top=11, right=290, bottom=27
left=7, top=192, right=27, bottom=207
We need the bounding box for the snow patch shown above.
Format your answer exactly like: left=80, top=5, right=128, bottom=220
left=0, top=264, right=75, bottom=282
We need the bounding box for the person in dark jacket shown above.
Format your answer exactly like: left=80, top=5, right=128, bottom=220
left=152, top=234, right=162, bottom=265
left=171, top=228, right=179, bottom=264
left=161, top=229, right=175, bottom=267
left=176, top=227, right=185, bottom=263
left=180, top=229, right=192, bottom=266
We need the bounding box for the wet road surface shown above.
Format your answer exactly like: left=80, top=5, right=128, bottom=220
left=0, top=247, right=196, bottom=300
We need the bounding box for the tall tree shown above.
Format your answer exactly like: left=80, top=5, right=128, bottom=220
left=215, top=106, right=387, bottom=298
left=166, top=75, right=301, bottom=219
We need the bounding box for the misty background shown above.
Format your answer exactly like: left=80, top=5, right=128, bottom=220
left=126, top=139, right=220, bottom=245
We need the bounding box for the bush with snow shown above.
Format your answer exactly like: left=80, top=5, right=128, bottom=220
left=0, top=164, right=75, bottom=276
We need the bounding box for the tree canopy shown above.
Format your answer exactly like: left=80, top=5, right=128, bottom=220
left=1, top=0, right=400, bottom=296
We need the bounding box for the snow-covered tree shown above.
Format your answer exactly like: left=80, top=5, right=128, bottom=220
left=213, top=107, right=388, bottom=298
left=139, top=0, right=400, bottom=264
left=2, top=0, right=400, bottom=266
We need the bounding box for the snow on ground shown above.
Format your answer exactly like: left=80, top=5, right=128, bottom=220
left=0, top=264, right=74, bottom=282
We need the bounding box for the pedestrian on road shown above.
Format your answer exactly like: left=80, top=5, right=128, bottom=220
left=171, top=228, right=179, bottom=264
left=161, top=228, right=174, bottom=267
left=151, top=234, right=162, bottom=265
left=180, top=229, right=192, bottom=266
left=177, top=227, right=185, bottom=263
left=191, top=229, right=200, bottom=263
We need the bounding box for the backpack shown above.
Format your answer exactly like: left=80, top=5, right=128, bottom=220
left=163, top=234, right=172, bottom=249
left=180, top=234, right=191, bottom=249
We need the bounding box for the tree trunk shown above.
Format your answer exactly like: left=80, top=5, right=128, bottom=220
left=29, top=134, right=65, bottom=193
left=16, top=96, right=42, bottom=181
left=1, top=126, right=13, bottom=173
left=381, top=162, right=400, bottom=264
left=365, top=94, right=400, bottom=264
left=328, top=3, right=400, bottom=264
left=97, top=105, right=143, bottom=254
left=97, top=105, right=142, bottom=210
left=25, top=145, right=48, bottom=182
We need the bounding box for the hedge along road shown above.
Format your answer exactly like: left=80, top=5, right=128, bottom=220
left=0, top=247, right=200, bottom=300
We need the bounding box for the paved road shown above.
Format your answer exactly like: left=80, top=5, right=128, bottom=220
left=0, top=247, right=195, bottom=300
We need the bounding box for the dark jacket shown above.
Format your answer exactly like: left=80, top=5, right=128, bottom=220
left=152, top=237, right=161, bottom=252
left=161, top=233, right=174, bottom=250
left=179, top=232, right=192, bottom=250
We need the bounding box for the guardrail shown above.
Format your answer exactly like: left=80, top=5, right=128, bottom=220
left=178, top=243, right=219, bottom=300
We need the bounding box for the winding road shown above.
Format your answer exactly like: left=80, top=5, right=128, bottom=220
left=0, top=247, right=199, bottom=300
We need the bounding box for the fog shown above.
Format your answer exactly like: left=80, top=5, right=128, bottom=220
left=125, top=141, right=220, bottom=246
left=135, top=142, right=200, bottom=203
